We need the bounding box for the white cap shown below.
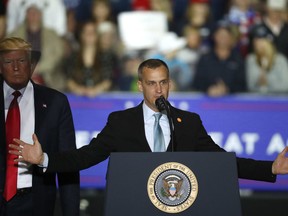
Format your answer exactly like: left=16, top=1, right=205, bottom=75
left=97, top=21, right=116, bottom=34
left=267, top=0, right=287, bottom=10
left=157, top=32, right=186, bottom=53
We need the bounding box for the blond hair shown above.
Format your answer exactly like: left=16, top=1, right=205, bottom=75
left=0, top=37, right=32, bottom=51
left=255, top=38, right=276, bottom=71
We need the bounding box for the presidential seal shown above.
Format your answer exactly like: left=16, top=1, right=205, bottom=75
left=147, top=162, right=198, bottom=213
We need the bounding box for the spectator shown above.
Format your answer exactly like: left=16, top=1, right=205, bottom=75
left=177, top=26, right=208, bottom=82
left=183, top=0, right=215, bottom=49
left=91, top=0, right=116, bottom=27
left=249, top=0, right=288, bottom=59
left=118, top=50, right=143, bottom=91
left=65, top=21, right=113, bottom=97
left=193, top=21, right=246, bottom=97
left=149, top=0, right=177, bottom=34
left=6, top=0, right=67, bottom=36
left=97, top=21, right=121, bottom=90
left=246, top=27, right=288, bottom=93
left=66, top=8, right=80, bottom=51
left=225, top=0, right=261, bottom=57
left=8, top=4, right=66, bottom=91
left=146, top=32, right=192, bottom=91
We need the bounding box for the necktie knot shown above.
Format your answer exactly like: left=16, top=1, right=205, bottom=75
left=9, top=91, right=21, bottom=108
left=13, top=90, right=21, bottom=98
left=154, top=113, right=162, bottom=122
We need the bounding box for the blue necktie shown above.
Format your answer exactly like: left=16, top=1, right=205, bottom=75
left=153, top=113, right=165, bottom=152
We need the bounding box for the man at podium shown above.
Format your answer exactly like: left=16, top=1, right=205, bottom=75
left=10, top=59, right=288, bottom=182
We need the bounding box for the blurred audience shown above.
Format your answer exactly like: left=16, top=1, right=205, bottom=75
left=246, top=27, right=288, bottom=93
left=8, top=4, right=66, bottom=91
left=193, top=22, right=246, bottom=97
left=97, top=21, right=121, bottom=89
left=146, top=31, right=193, bottom=91
left=91, top=0, right=116, bottom=28
left=0, top=0, right=6, bottom=40
left=1, top=0, right=288, bottom=96
left=6, top=0, right=67, bottom=36
left=149, top=0, right=177, bottom=33
left=118, top=51, right=143, bottom=91
left=63, top=0, right=81, bottom=10
left=225, top=0, right=261, bottom=57
left=183, top=0, right=215, bottom=49
left=177, top=26, right=208, bottom=82
left=64, top=21, right=113, bottom=97
left=249, top=0, right=288, bottom=59
left=63, top=8, right=79, bottom=60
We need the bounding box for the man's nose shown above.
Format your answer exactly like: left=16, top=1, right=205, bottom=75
left=12, top=61, right=19, bottom=70
left=155, top=83, right=162, bottom=92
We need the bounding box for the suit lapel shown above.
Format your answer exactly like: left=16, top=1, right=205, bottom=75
left=33, top=84, right=48, bottom=143
left=0, top=79, right=7, bottom=191
left=133, top=102, right=152, bottom=152
left=0, top=80, right=6, bottom=144
left=166, top=106, right=184, bottom=152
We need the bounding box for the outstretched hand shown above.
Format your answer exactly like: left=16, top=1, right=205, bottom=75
left=9, top=134, right=44, bottom=165
left=272, top=146, right=288, bottom=175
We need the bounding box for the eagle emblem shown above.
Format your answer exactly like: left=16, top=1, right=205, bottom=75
left=161, top=175, right=184, bottom=201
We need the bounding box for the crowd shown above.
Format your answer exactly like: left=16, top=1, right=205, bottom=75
left=1, top=0, right=288, bottom=97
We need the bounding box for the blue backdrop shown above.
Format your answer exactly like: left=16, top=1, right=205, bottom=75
left=67, top=92, right=288, bottom=191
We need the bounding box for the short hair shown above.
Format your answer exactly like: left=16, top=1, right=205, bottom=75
left=137, top=59, right=169, bottom=81
left=0, top=37, right=32, bottom=51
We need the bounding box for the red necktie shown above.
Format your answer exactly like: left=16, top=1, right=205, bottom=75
left=4, top=91, right=21, bottom=201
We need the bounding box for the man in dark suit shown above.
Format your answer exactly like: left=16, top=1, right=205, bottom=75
left=0, top=37, right=79, bottom=216
left=10, top=59, right=288, bottom=183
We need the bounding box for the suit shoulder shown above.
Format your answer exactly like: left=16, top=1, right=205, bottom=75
left=171, top=106, right=201, bottom=119
left=33, top=83, right=69, bottom=102
left=108, top=105, right=140, bottom=120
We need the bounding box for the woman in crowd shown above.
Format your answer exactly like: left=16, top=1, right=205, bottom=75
left=65, top=21, right=113, bottom=97
left=246, top=31, right=288, bottom=94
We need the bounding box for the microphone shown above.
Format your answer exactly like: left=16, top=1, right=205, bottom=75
left=155, top=95, right=169, bottom=113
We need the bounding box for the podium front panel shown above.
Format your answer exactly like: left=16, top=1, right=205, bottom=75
left=104, top=152, right=242, bottom=216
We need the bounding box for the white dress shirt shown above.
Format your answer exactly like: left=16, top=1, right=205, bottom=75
left=142, top=102, right=170, bottom=152
left=4, top=81, right=34, bottom=189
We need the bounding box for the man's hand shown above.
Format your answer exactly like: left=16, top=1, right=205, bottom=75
left=272, top=146, right=288, bottom=174
left=9, top=134, right=44, bottom=165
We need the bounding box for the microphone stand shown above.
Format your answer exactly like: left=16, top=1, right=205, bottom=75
left=155, top=96, right=174, bottom=152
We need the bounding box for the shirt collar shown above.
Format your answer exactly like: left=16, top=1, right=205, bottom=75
left=4, top=81, right=30, bottom=99
left=143, top=101, right=166, bottom=122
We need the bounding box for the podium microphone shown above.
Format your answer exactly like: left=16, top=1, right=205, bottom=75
left=155, top=95, right=168, bottom=113
left=155, top=96, right=174, bottom=152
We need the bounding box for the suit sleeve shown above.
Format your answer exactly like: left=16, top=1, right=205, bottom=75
left=46, top=110, right=118, bottom=173
left=191, top=112, right=276, bottom=182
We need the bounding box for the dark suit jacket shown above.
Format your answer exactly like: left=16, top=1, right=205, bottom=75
left=0, top=78, right=80, bottom=216
left=47, top=101, right=276, bottom=183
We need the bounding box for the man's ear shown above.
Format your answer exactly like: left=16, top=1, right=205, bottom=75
left=31, top=63, right=36, bottom=73
left=137, top=80, right=143, bottom=92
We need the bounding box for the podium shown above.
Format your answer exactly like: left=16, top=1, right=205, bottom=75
left=104, top=152, right=242, bottom=216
